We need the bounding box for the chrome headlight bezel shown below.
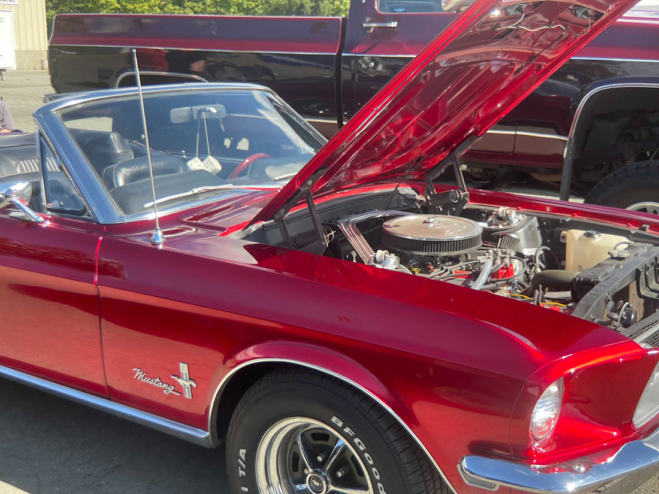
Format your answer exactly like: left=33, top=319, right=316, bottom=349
left=634, top=361, right=659, bottom=429
left=530, top=377, right=564, bottom=449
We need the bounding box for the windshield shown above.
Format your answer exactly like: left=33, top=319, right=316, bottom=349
left=58, top=88, right=325, bottom=216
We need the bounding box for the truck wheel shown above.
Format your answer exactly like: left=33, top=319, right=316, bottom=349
left=585, top=161, right=659, bottom=213
left=226, top=368, right=448, bottom=494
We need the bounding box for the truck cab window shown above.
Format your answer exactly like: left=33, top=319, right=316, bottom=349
left=378, top=0, right=446, bottom=13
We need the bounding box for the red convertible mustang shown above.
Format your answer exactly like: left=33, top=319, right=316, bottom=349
left=4, top=0, right=659, bottom=493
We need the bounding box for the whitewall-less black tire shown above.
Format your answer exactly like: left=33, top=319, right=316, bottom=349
left=226, top=368, right=448, bottom=494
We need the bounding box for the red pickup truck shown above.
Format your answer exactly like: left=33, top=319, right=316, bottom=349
left=48, top=1, right=659, bottom=210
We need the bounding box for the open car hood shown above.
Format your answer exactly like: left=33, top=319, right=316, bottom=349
left=250, top=0, right=639, bottom=226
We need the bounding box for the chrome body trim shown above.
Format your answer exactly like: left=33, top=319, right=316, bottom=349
left=115, top=70, right=209, bottom=87
left=560, top=82, right=659, bottom=201
left=486, top=129, right=516, bottom=136
left=336, top=210, right=409, bottom=263
left=342, top=53, right=416, bottom=57
left=0, top=363, right=212, bottom=447
left=49, top=44, right=339, bottom=56
left=459, top=426, right=659, bottom=493
left=572, top=56, right=659, bottom=63
left=516, top=131, right=568, bottom=141
left=208, top=358, right=458, bottom=494
left=486, top=129, right=567, bottom=140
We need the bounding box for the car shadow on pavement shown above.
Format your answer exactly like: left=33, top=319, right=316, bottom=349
left=0, top=378, right=229, bottom=493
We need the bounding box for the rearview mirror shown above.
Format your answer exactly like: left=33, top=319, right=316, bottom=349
left=170, top=104, right=227, bottom=124
left=0, top=182, right=43, bottom=223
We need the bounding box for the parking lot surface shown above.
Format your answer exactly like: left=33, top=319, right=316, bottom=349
left=0, top=71, right=53, bottom=133
left=0, top=70, right=658, bottom=494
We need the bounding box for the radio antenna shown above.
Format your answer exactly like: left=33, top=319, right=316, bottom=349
left=131, top=48, right=164, bottom=246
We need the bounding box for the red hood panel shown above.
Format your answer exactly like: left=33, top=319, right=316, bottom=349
left=251, top=0, right=638, bottom=225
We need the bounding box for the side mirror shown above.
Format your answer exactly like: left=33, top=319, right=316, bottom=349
left=0, top=182, right=44, bottom=223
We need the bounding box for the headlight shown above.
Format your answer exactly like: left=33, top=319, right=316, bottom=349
left=634, top=362, right=659, bottom=428
left=530, top=378, right=563, bottom=447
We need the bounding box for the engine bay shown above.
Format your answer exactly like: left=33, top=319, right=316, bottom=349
left=240, top=187, right=659, bottom=345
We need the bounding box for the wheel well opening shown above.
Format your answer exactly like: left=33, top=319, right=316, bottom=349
left=212, top=362, right=299, bottom=445
left=571, top=86, right=659, bottom=183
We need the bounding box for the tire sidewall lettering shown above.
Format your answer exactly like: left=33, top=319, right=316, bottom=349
left=238, top=448, right=249, bottom=492
left=331, top=415, right=387, bottom=494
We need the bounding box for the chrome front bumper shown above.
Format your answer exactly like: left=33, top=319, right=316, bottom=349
left=459, top=427, right=659, bottom=493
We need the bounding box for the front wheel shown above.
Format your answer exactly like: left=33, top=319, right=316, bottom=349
left=585, top=160, right=659, bottom=213
left=226, top=368, right=448, bottom=494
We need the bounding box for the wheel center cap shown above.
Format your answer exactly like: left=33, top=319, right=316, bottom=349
left=306, top=473, right=327, bottom=494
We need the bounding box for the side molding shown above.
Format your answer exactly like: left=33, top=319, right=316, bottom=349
left=208, top=357, right=458, bottom=494
left=0, top=364, right=212, bottom=448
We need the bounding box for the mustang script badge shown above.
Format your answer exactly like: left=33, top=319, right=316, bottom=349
left=133, top=368, right=181, bottom=396
left=133, top=362, right=197, bottom=398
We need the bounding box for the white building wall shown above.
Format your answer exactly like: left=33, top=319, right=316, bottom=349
left=0, top=0, right=47, bottom=70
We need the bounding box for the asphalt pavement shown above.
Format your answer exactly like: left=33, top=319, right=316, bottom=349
left=0, top=69, right=658, bottom=494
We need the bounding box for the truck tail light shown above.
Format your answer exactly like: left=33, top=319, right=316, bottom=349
left=634, top=361, right=659, bottom=428
left=530, top=378, right=563, bottom=447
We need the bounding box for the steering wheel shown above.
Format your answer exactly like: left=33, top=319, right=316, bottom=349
left=229, top=153, right=272, bottom=179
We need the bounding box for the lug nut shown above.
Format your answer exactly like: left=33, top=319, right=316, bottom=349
left=317, top=454, right=325, bottom=462
left=336, top=467, right=348, bottom=478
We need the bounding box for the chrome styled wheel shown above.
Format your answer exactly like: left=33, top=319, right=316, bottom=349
left=256, top=417, right=373, bottom=494
left=227, top=369, right=447, bottom=494
left=627, top=202, right=659, bottom=214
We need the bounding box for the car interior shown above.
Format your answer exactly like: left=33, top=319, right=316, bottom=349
left=59, top=92, right=322, bottom=215
left=0, top=91, right=325, bottom=218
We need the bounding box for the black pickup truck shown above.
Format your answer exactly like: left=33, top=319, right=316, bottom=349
left=41, top=1, right=659, bottom=210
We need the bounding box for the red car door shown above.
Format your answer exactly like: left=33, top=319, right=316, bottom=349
left=0, top=135, right=107, bottom=396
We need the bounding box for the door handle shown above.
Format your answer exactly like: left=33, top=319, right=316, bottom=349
left=363, top=21, right=398, bottom=32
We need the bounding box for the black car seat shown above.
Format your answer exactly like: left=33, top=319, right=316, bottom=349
left=73, top=131, right=135, bottom=177
left=102, top=154, right=185, bottom=190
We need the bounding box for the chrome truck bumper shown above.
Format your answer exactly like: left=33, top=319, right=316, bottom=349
left=458, top=427, right=659, bottom=493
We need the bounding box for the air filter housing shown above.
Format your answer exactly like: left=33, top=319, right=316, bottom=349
left=382, top=214, right=482, bottom=256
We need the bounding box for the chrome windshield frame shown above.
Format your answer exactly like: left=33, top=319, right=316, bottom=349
left=34, top=83, right=323, bottom=225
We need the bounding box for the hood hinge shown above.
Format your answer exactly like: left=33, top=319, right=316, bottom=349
left=424, top=136, right=478, bottom=215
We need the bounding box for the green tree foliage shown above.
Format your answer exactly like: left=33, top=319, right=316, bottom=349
left=46, top=0, right=350, bottom=24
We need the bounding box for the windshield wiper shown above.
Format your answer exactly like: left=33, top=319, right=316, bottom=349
left=143, top=184, right=282, bottom=208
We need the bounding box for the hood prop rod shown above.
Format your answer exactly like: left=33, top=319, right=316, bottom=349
left=424, top=136, right=477, bottom=215
left=274, top=168, right=330, bottom=252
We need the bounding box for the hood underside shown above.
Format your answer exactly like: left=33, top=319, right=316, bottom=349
left=250, top=0, right=639, bottom=226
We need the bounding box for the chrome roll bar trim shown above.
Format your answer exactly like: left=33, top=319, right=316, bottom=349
left=0, top=364, right=212, bottom=448
left=207, top=358, right=458, bottom=494
left=35, top=82, right=273, bottom=116
left=460, top=426, right=659, bottom=493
